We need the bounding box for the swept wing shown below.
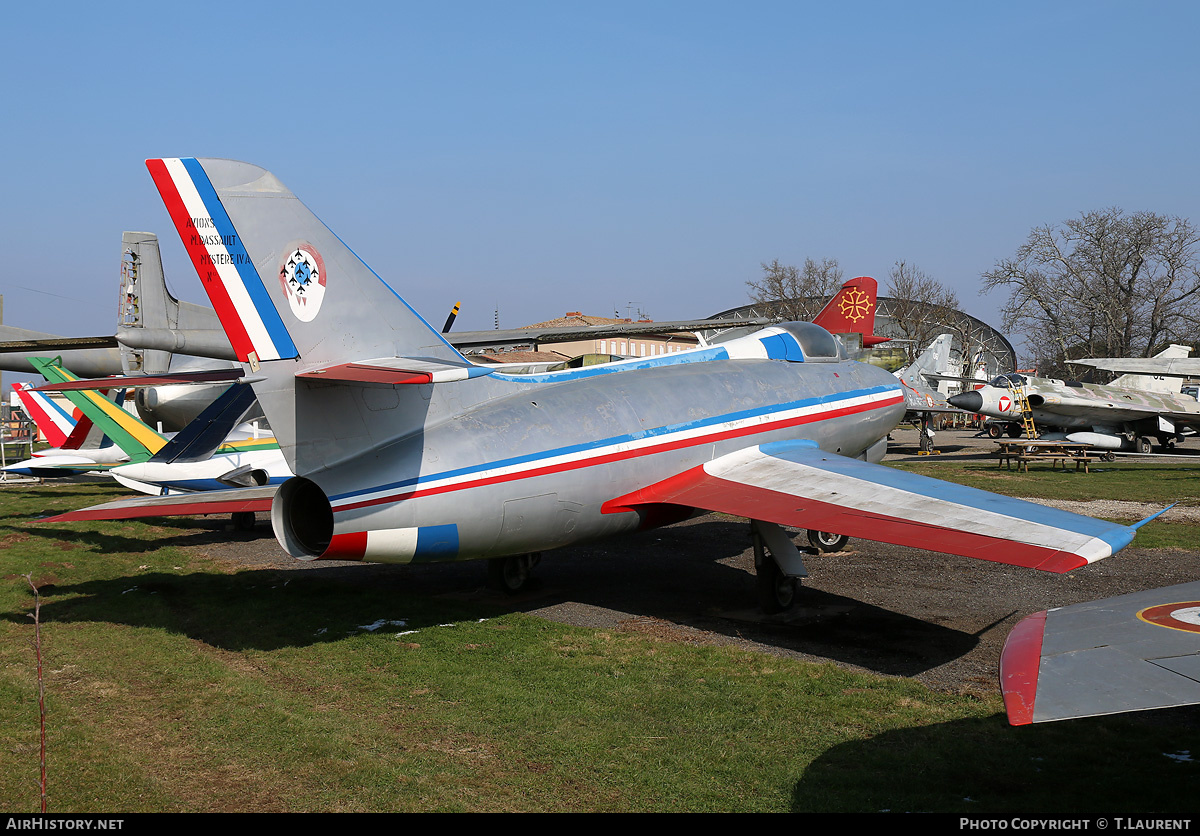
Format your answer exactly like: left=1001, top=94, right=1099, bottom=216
left=604, top=440, right=1140, bottom=573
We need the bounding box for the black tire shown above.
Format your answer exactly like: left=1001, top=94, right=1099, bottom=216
left=1135, top=436, right=1152, bottom=454
left=1102, top=451, right=1116, bottom=462
left=987, top=424, right=1003, bottom=439
left=756, top=553, right=798, bottom=614
left=487, top=555, right=532, bottom=595
left=806, top=530, right=849, bottom=553
left=1006, top=425, right=1022, bottom=438
left=231, top=511, right=256, bottom=531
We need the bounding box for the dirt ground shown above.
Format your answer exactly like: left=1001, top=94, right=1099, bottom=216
left=173, top=427, right=1200, bottom=700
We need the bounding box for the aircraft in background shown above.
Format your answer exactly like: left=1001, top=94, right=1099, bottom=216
left=1000, top=579, right=1200, bottom=725
left=45, top=158, right=1158, bottom=612
left=3, top=381, right=132, bottom=477
left=947, top=345, right=1200, bottom=452
left=0, top=231, right=245, bottom=431
left=1069, top=346, right=1200, bottom=382
left=890, top=334, right=967, bottom=453
left=21, top=358, right=288, bottom=511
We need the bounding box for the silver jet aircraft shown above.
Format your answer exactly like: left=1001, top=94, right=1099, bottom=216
left=52, top=158, right=1158, bottom=612
left=948, top=346, right=1200, bottom=452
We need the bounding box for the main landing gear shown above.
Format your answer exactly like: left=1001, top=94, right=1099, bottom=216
left=231, top=511, right=256, bottom=531
left=753, top=522, right=850, bottom=613
left=487, top=553, right=542, bottom=595
left=806, top=530, right=849, bottom=553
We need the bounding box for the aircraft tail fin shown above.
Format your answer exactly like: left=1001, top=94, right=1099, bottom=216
left=29, top=358, right=166, bottom=463
left=146, top=158, right=472, bottom=475
left=148, top=382, right=259, bottom=464
left=899, top=334, right=953, bottom=389
left=1109, top=344, right=1193, bottom=393
left=812, top=276, right=889, bottom=347
left=117, top=231, right=228, bottom=374
left=145, top=158, right=464, bottom=371
left=11, top=382, right=76, bottom=448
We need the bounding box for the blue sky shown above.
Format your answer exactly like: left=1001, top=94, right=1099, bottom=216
left=3, top=2, right=1198, bottom=346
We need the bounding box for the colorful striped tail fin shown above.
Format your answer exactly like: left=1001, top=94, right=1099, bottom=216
left=29, top=358, right=167, bottom=463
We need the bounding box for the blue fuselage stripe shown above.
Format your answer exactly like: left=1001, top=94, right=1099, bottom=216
left=330, top=383, right=900, bottom=503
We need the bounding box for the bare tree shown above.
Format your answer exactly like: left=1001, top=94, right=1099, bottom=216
left=982, top=209, right=1200, bottom=376
left=885, top=261, right=960, bottom=362
left=746, top=258, right=843, bottom=321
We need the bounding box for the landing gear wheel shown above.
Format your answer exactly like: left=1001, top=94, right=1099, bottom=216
left=754, top=532, right=797, bottom=614
left=807, top=530, right=849, bottom=553
left=1135, top=436, right=1152, bottom=454
left=1102, top=451, right=1116, bottom=462
left=1156, top=435, right=1176, bottom=453
left=1006, top=425, right=1022, bottom=438
left=231, top=511, right=256, bottom=531
left=987, top=424, right=1003, bottom=439
left=487, top=554, right=537, bottom=595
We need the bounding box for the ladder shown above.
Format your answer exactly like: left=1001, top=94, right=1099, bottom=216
left=1011, top=384, right=1038, bottom=439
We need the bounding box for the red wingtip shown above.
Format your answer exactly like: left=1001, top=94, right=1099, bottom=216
left=1000, top=610, right=1047, bottom=725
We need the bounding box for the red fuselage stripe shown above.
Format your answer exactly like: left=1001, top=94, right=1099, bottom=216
left=335, top=393, right=902, bottom=513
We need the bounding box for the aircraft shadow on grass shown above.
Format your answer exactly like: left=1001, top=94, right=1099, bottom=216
left=789, top=710, right=1200, bottom=813
left=6, top=516, right=977, bottom=671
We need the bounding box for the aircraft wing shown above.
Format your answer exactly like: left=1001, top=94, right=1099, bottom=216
left=603, top=440, right=1143, bottom=573
left=1070, top=357, right=1200, bottom=377
left=1000, top=581, right=1200, bottom=724
left=38, top=485, right=278, bottom=523
left=447, top=318, right=772, bottom=350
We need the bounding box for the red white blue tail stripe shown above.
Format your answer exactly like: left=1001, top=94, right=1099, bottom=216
left=12, top=382, right=76, bottom=448
left=146, top=157, right=298, bottom=365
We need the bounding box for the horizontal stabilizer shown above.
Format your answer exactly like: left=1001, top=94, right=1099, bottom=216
left=297, top=356, right=494, bottom=385
left=604, top=440, right=1139, bottom=572
left=34, top=368, right=244, bottom=391
left=39, top=485, right=278, bottom=523
left=1001, top=580, right=1200, bottom=724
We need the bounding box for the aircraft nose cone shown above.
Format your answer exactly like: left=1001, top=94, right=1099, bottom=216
left=948, top=391, right=983, bottom=412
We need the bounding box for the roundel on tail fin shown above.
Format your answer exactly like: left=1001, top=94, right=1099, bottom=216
left=279, top=244, right=327, bottom=322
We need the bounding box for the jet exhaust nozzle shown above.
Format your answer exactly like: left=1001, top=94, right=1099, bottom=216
left=272, top=477, right=334, bottom=559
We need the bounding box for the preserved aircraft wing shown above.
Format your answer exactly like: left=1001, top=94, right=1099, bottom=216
left=1000, top=581, right=1200, bottom=725
left=603, top=439, right=1142, bottom=572
left=1070, top=357, right=1200, bottom=377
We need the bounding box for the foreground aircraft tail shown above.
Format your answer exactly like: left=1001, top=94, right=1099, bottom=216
left=145, top=158, right=464, bottom=371
left=812, top=276, right=889, bottom=348
left=146, top=158, right=483, bottom=474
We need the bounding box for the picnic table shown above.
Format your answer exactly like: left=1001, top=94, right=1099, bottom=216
left=994, top=439, right=1099, bottom=473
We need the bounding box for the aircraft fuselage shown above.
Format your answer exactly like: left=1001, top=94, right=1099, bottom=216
left=273, top=352, right=906, bottom=563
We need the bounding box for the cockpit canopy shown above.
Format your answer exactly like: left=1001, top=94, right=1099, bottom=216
left=776, top=321, right=843, bottom=362
left=988, top=372, right=1028, bottom=388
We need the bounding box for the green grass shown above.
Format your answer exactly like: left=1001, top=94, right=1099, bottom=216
left=1, top=481, right=1197, bottom=812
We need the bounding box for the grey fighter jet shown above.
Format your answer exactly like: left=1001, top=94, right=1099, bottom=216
left=50, top=158, right=1159, bottom=613
left=948, top=348, right=1200, bottom=452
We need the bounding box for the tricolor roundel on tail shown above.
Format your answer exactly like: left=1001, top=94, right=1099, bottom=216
left=280, top=245, right=327, bottom=322
left=145, top=158, right=298, bottom=365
